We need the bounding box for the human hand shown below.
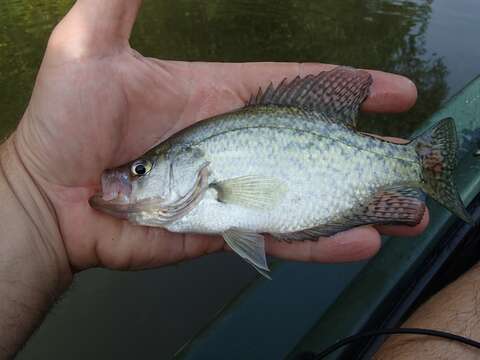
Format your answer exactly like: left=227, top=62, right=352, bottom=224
left=7, top=0, right=427, bottom=278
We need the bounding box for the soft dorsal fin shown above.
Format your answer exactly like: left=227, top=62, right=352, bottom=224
left=246, top=66, right=372, bottom=127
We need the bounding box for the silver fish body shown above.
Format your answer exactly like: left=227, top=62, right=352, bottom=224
left=148, top=106, right=420, bottom=235
left=90, top=67, right=472, bottom=277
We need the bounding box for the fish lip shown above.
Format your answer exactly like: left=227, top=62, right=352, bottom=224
left=89, top=193, right=131, bottom=220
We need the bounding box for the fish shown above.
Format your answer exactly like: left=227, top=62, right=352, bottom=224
left=89, top=66, right=473, bottom=278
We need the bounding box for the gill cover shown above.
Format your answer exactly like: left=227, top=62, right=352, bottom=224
left=91, top=163, right=210, bottom=225
left=132, top=162, right=210, bottom=225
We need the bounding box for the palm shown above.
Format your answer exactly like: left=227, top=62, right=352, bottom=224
left=20, top=48, right=231, bottom=269
left=14, top=0, right=425, bottom=272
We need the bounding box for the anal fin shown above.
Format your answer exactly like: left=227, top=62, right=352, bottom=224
left=270, top=186, right=426, bottom=241
left=270, top=224, right=353, bottom=241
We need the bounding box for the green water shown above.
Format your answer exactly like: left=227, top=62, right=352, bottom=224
left=1, top=0, right=480, bottom=359
left=2, top=0, right=479, bottom=139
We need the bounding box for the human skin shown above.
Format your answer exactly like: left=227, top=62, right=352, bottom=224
left=0, top=0, right=425, bottom=357
left=374, top=263, right=480, bottom=359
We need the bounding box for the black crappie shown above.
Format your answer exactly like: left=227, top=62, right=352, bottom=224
left=90, top=66, right=472, bottom=278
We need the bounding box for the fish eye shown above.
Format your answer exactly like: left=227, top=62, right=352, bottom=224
left=131, top=159, right=153, bottom=177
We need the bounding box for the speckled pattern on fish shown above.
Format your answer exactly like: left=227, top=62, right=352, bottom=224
left=90, top=66, right=472, bottom=277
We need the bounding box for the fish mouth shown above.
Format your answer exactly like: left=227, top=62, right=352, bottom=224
left=89, top=192, right=169, bottom=220
left=89, top=193, right=132, bottom=220
left=90, top=167, right=135, bottom=219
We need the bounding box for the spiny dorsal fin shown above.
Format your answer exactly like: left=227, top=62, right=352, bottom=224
left=246, top=66, right=373, bottom=127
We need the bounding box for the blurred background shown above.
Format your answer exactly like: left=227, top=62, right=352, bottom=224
left=0, top=0, right=479, bottom=358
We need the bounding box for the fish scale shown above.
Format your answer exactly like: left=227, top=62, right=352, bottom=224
left=91, top=66, right=472, bottom=278
left=164, top=110, right=420, bottom=233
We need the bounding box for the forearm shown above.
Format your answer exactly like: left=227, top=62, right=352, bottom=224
left=0, top=136, right=71, bottom=358
left=375, top=264, right=480, bottom=359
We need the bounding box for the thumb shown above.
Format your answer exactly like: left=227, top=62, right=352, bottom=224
left=46, top=0, right=143, bottom=60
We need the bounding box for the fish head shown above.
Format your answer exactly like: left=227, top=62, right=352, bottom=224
left=89, top=153, right=172, bottom=220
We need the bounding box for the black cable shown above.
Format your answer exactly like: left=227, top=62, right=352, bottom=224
left=298, top=327, right=480, bottom=360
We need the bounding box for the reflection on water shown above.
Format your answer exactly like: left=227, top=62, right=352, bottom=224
left=1, top=0, right=448, bottom=139
left=133, top=0, right=448, bottom=137
left=1, top=0, right=479, bottom=359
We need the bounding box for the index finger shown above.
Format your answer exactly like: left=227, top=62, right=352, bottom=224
left=234, top=62, right=417, bottom=114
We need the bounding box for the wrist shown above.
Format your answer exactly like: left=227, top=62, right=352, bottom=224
left=0, top=135, right=72, bottom=290
left=0, top=135, right=71, bottom=356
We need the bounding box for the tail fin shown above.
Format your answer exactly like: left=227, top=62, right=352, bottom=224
left=412, top=117, right=473, bottom=224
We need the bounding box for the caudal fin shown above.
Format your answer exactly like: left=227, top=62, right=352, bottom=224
left=413, top=117, right=473, bottom=224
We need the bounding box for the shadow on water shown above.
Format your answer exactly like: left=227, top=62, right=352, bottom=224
left=0, top=0, right=472, bottom=359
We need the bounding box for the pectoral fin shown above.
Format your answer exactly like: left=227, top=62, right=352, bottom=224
left=213, top=176, right=285, bottom=210
left=223, top=228, right=271, bottom=279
